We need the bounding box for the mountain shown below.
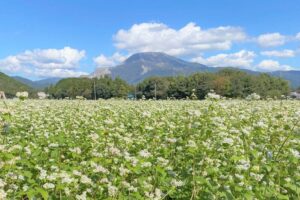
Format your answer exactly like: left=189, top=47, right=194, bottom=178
left=268, top=71, right=300, bottom=88
left=0, top=72, right=34, bottom=98
left=91, top=52, right=217, bottom=83
left=13, top=76, right=61, bottom=89
left=91, top=52, right=300, bottom=87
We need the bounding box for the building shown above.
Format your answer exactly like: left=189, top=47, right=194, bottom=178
left=290, top=92, right=300, bottom=99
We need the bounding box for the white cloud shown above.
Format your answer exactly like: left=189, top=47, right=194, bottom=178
left=257, top=33, right=286, bottom=47
left=93, top=52, right=127, bottom=68
left=257, top=60, right=292, bottom=71
left=296, top=32, right=300, bottom=40
left=34, top=68, right=88, bottom=78
left=260, top=49, right=295, bottom=57
left=0, top=47, right=86, bottom=78
left=113, top=22, right=247, bottom=56
left=191, top=50, right=256, bottom=68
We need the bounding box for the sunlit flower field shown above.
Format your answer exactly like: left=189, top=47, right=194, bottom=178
left=0, top=100, right=300, bottom=199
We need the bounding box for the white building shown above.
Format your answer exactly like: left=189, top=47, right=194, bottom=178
left=290, top=92, right=300, bottom=99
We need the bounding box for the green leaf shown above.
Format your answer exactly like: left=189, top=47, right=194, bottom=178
left=36, top=187, right=49, bottom=200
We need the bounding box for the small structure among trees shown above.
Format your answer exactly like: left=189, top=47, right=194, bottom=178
left=291, top=92, right=300, bottom=99
left=37, top=92, right=47, bottom=99
left=0, top=91, right=6, bottom=99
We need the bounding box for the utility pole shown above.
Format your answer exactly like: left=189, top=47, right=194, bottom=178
left=154, top=82, right=157, bottom=100
left=134, top=85, right=137, bottom=100
left=94, top=80, right=97, bottom=100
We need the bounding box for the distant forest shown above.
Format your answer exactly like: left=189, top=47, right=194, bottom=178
left=45, top=69, right=290, bottom=100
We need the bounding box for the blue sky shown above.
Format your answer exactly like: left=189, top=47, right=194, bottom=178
left=0, top=0, right=299, bottom=79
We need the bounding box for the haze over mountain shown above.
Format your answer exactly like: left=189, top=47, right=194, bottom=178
left=13, top=76, right=61, bottom=89
left=90, top=52, right=300, bottom=88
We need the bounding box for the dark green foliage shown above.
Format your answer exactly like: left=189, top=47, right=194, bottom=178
left=47, top=76, right=131, bottom=99
left=136, top=69, right=290, bottom=99
left=45, top=69, right=290, bottom=100
left=136, top=77, right=171, bottom=99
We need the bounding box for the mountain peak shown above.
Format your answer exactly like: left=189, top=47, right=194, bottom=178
left=125, top=52, right=180, bottom=64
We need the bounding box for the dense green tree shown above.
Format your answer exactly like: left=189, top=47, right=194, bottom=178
left=188, top=73, right=215, bottom=99
left=137, top=77, right=171, bottom=99
left=46, top=69, right=291, bottom=100
left=47, top=76, right=132, bottom=99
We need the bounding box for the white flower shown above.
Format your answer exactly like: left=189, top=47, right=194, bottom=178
left=76, top=191, right=87, bottom=200
left=290, top=149, right=300, bottom=158
left=250, top=172, right=264, bottom=181
left=206, top=91, right=221, bottom=100
left=73, top=170, right=82, bottom=176
left=235, top=174, right=244, bottom=180
left=100, top=178, right=109, bottom=183
left=89, top=133, right=99, bottom=141
left=246, top=93, right=261, bottom=100
left=49, top=143, right=59, bottom=148
left=171, top=179, right=184, bottom=187
left=166, top=138, right=177, bottom=143
left=0, top=179, right=5, bottom=188
left=64, top=187, right=70, bottom=196
left=24, top=146, right=32, bottom=155
left=43, top=183, right=55, bottom=189
left=223, top=138, right=234, bottom=145
left=60, top=172, right=74, bottom=184
left=154, top=188, right=163, bottom=199
left=0, top=189, right=7, bottom=199
left=108, top=184, right=118, bottom=197
left=285, top=177, right=291, bottom=182
left=236, top=159, right=250, bottom=171
left=142, top=111, right=151, bottom=117
left=16, top=91, right=29, bottom=99
left=139, top=149, right=151, bottom=158
left=187, top=140, right=197, bottom=148
left=80, top=175, right=92, bottom=185
left=119, top=166, right=130, bottom=176
left=23, top=185, right=29, bottom=191
left=39, top=169, right=47, bottom=180
left=141, top=162, right=152, bottom=168
left=69, top=147, right=81, bottom=154
left=108, top=147, right=121, bottom=156
left=92, top=163, right=109, bottom=174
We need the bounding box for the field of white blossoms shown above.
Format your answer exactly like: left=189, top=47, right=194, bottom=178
left=0, top=99, right=300, bottom=199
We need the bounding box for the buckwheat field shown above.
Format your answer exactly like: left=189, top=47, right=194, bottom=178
left=0, top=99, right=300, bottom=199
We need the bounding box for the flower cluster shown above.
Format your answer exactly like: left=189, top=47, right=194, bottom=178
left=16, top=91, right=29, bottom=100
left=0, top=99, right=299, bottom=199
left=246, top=93, right=261, bottom=100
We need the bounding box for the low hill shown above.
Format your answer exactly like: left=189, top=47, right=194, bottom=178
left=0, top=72, right=34, bottom=98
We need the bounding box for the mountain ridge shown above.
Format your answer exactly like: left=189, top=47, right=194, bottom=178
left=90, top=52, right=300, bottom=87
left=12, top=76, right=61, bottom=89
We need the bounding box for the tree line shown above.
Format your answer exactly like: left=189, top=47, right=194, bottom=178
left=45, top=69, right=290, bottom=100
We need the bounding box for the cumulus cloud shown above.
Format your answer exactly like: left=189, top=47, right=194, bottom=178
left=257, top=33, right=286, bottom=47
left=260, top=49, right=295, bottom=57
left=296, top=33, right=300, bottom=40
left=0, top=47, right=87, bottom=78
left=113, top=22, right=247, bottom=56
left=34, top=68, right=88, bottom=78
left=257, top=60, right=292, bottom=71
left=191, top=50, right=256, bottom=68
left=93, top=52, right=127, bottom=68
